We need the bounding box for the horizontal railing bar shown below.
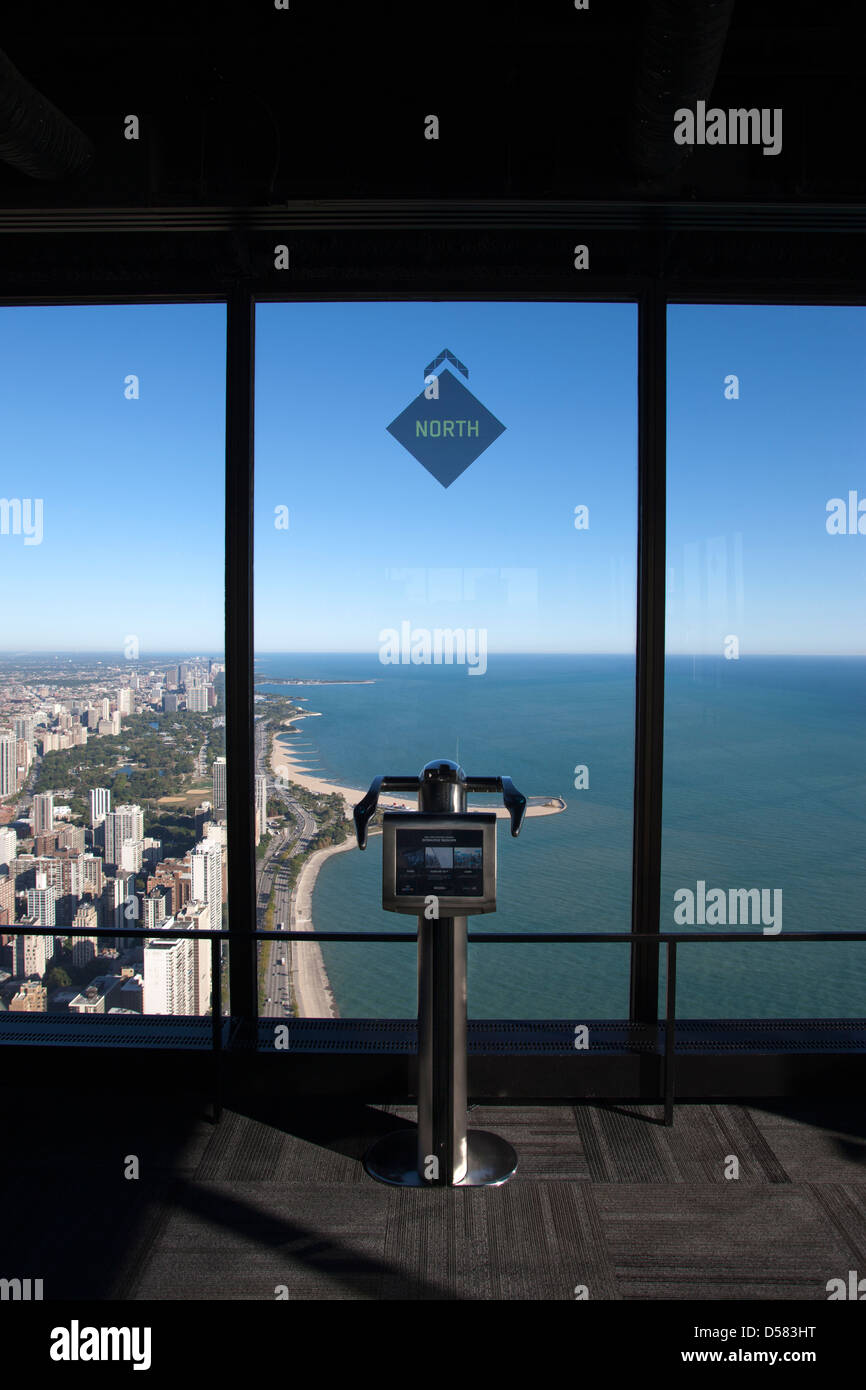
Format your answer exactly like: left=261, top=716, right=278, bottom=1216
left=469, top=932, right=866, bottom=944
left=5, top=926, right=866, bottom=944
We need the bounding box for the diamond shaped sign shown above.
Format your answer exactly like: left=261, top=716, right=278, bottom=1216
left=386, top=367, right=506, bottom=488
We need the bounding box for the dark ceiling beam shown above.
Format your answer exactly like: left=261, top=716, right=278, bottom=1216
left=2, top=201, right=866, bottom=235
left=629, top=0, right=737, bottom=183
left=0, top=45, right=95, bottom=180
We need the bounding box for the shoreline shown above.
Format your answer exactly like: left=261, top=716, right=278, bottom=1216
left=271, top=711, right=567, bottom=1019
left=290, top=837, right=358, bottom=1018
left=270, top=719, right=568, bottom=820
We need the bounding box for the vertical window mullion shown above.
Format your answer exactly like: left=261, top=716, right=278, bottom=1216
left=629, top=280, right=667, bottom=1025
left=225, top=285, right=257, bottom=1025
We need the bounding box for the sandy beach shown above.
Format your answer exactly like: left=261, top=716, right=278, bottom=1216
left=271, top=710, right=566, bottom=1018
left=290, top=837, right=358, bottom=1018
left=270, top=715, right=567, bottom=820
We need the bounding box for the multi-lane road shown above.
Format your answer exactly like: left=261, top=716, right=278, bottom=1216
left=255, top=717, right=316, bottom=1015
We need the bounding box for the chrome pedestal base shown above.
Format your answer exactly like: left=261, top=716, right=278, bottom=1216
left=364, top=1128, right=518, bottom=1187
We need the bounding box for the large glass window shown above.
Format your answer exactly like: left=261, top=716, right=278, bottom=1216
left=0, top=304, right=227, bottom=1023
left=254, top=300, right=637, bottom=1020
left=663, top=305, right=866, bottom=1016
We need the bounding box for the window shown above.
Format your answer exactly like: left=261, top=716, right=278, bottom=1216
left=0, top=303, right=227, bottom=1023
left=254, top=300, right=637, bottom=1019
left=663, top=305, right=866, bottom=1017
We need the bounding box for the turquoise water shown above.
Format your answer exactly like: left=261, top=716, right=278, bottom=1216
left=256, top=654, right=866, bottom=1020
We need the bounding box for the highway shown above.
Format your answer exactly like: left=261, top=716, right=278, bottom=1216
left=254, top=717, right=315, bottom=1016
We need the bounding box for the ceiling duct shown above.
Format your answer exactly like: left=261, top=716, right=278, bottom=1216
left=630, top=0, right=736, bottom=182
left=0, top=45, right=94, bottom=179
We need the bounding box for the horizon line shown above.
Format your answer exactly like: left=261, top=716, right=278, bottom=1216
left=1, top=649, right=865, bottom=660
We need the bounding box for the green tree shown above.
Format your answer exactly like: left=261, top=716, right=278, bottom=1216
left=45, top=966, right=72, bottom=991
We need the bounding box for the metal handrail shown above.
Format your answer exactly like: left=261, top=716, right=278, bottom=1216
left=5, top=923, right=866, bottom=1127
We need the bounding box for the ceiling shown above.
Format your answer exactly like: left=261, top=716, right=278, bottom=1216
left=0, top=2, right=862, bottom=293
left=0, top=1, right=859, bottom=206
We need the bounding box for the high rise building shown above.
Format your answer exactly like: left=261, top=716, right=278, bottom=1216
left=14, top=715, right=35, bottom=747
left=255, top=773, right=268, bottom=845
left=175, top=900, right=212, bottom=1014
left=143, top=931, right=195, bottom=1015
left=71, top=902, right=99, bottom=967
left=15, top=926, right=47, bottom=979
left=102, top=873, right=135, bottom=931
left=0, top=870, right=14, bottom=927
left=32, top=792, right=54, bottom=835
left=104, top=805, right=144, bottom=868
left=0, top=825, right=17, bottom=873
left=120, top=838, right=143, bottom=875
left=212, top=756, right=227, bottom=813
left=56, top=823, right=86, bottom=854
left=27, top=872, right=56, bottom=927
left=80, top=853, right=105, bottom=898
left=190, top=838, right=223, bottom=932
left=204, top=819, right=228, bottom=904
left=90, top=787, right=112, bottom=826
left=143, top=888, right=168, bottom=931
left=142, top=838, right=162, bottom=871
left=187, top=685, right=208, bottom=713
left=117, top=687, right=134, bottom=715
left=0, top=730, right=18, bottom=797
left=145, top=858, right=190, bottom=916
left=34, top=832, right=59, bottom=858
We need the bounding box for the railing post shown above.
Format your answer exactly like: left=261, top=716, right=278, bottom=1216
left=664, top=939, right=677, bottom=1127
left=211, top=933, right=223, bottom=1124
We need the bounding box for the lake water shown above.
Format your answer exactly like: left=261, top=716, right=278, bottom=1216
left=257, top=653, right=866, bottom=1020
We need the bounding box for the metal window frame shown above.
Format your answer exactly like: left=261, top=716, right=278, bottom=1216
left=238, top=287, right=646, bottom=1023
left=3, top=249, right=866, bottom=1076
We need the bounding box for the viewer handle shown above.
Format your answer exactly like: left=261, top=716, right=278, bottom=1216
left=464, top=775, right=527, bottom=837
left=500, top=776, right=527, bottom=838
left=353, top=775, right=420, bottom=848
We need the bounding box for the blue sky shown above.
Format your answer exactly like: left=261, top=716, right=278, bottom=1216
left=667, top=305, right=866, bottom=656
left=254, top=300, right=636, bottom=654
left=0, top=300, right=863, bottom=655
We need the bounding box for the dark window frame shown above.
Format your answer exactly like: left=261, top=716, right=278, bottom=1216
left=2, top=262, right=866, bottom=1094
